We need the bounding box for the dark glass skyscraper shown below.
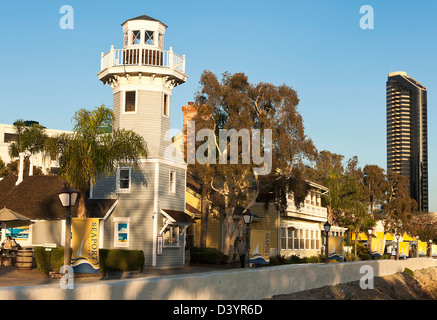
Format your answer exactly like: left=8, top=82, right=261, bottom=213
left=386, top=71, right=428, bottom=212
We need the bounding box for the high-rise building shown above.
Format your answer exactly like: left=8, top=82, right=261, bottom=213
left=386, top=71, right=428, bottom=212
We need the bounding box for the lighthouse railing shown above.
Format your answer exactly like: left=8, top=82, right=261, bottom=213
left=100, top=46, right=185, bottom=74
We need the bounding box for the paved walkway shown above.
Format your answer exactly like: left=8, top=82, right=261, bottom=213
left=0, top=264, right=237, bottom=288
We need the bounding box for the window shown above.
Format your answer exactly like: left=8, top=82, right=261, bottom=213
left=163, top=225, right=179, bottom=246
left=287, top=228, right=293, bottom=249
left=169, top=171, right=176, bottom=193
left=114, top=218, right=130, bottom=247
left=163, top=93, right=170, bottom=116
left=117, top=168, right=131, bottom=193
left=131, top=30, right=141, bottom=45
left=145, top=30, right=154, bottom=45
left=281, top=228, right=286, bottom=249
left=305, top=230, right=309, bottom=249
left=299, top=229, right=304, bottom=249
left=125, top=91, right=136, bottom=112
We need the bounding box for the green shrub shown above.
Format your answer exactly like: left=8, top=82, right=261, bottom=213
left=269, top=255, right=287, bottom=265
left=190, top=247, right=228, bottom=265
left=99, top=249, right=145, bottom=273
left=403, top=267, right=414, bottom=277
left=287, top=254, right=304, bottom=264
left=356, top=242, right=370, bottom=260
left=34, top=247, right=69, bottom=276
left=34, top=247, right=145, bottom=275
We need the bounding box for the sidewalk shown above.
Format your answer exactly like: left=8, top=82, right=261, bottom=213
left=0, top=264, right=237, bottom=288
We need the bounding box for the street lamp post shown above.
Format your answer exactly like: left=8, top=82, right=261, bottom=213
left=242, top=210, right=254, bottom=268
left=323, top=221, right=331, bottom=263
left=395, top=233, right=400, bottom=260
left=57, top=184, right=80, bottom=270
left=416, top=235, right=420, bottom=258
left=368, top=227, right=374, bottom=260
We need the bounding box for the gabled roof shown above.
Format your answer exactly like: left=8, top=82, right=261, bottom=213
left=121, top=15, right=168, bottom=28
left=0, top=176, right=115, bottom=220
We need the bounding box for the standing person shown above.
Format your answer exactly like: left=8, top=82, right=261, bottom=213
left=236, top=237, right=246, bottom=268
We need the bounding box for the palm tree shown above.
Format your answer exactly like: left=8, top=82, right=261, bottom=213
left=9, top=120, right=47, bottom=179
left=45, top=105, right=148, bottom=217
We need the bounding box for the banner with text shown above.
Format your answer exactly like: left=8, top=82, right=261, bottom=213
left=71, top=218, right=100, bottom=273
left=370, top=237, right=385, bottom=258
left=328, top=236, right=344, bottom=261
left=398, top=242, right=409, bottom=258
left=432, top=245, right=437, bottom=257
left=418, top=241, right=427, bottom=256
left=249, top=230, right=271, bottom=265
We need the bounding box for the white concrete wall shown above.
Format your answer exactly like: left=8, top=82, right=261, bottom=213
left=0, top=258, right=436, bottom=300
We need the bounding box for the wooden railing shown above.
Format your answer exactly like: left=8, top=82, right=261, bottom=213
left=286, top=201, right=328, bottom=221
left=101, top=46, right=185, bottom=74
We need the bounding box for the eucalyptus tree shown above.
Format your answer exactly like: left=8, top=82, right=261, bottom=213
left=189, top=70, right=316, bottom=259
left=378, top=170, right=417, bottom=234
left=45, top=105, right=148, bottom=218
left=362, top=164, right=386, bottom=218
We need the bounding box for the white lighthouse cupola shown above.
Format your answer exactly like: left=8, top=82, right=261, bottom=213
left=122, top=15, right=166, bottom=50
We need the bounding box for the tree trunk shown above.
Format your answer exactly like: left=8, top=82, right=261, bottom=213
left=354, top=230, right=359, bottom=259
left=200, top=193, right=209, bottom=249
left=77, top=190, right=87, bottom=218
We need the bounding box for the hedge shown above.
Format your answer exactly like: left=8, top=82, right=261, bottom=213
left=34, top=247, right=145, bottom=276
left=190, top=247, right=229, bottom=265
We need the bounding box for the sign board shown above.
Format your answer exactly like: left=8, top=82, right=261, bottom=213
left=43, top=243, right=57, bottom=248
left=432, top=245, right=437, bottom=257
left=370, top=238, right=385, bottom=258
left=157, top=236, right=163, bottom=256
left=249, top=230, right=270, bottom=265
left=71, top=218, right=100, bottom=273
left=327, top=236, right=344, bottom=261
left=399, top=242, right=409, bottom=258
left=418, top=241, right=427, bottom=256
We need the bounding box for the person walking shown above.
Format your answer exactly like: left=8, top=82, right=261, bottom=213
left=236, top=237, right=246, bottom=268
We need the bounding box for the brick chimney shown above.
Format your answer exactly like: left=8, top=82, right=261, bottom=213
left=181, top=102, right=197, bottom=160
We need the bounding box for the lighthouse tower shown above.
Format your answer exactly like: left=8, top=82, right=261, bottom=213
left=94, top=15, right=192, bottom=268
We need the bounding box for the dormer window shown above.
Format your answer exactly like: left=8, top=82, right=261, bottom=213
left=131, top=30, right=141, bottom=45
left=145, top=30, right=154, bottom=45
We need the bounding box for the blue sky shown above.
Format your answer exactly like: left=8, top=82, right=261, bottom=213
left=0, top=0, right=435, bottom=211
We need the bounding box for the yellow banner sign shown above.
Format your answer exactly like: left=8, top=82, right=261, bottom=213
left=432, top=245, right=437, bottom=257
left=399, top=242, right=409, bottom=258
left=249, top=230, right=270, bottom=265
left=370, top=238, right=385, bottom=257
left=418, top=241, right=427, bottom=256
left=72, top=218, right=100, bottom=273
left=328, top=236, right=344, bottom=261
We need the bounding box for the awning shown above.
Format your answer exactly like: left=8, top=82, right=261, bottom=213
left=376, top=232, right=394, bottom=241
left=351, top=232, right=368, bottom=241
left=402, top=233, right=414, bottom=241
left=161, top=209, right=196, bottom=225
left=0, top=206, right=32, bottom=222
left=385, top=233, right=394, bottom=241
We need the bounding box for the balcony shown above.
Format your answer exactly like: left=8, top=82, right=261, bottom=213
left=285, top=200, right=328, bottom=222
left=98, top=46, right=186, bottom=83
